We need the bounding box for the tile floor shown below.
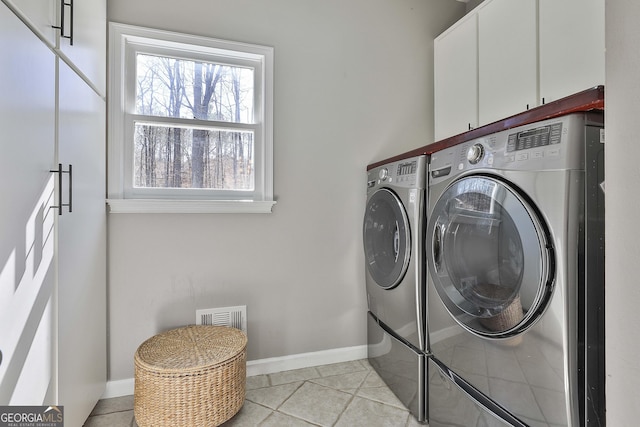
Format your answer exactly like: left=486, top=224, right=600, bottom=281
left=83, top=359, right=423, bottom=427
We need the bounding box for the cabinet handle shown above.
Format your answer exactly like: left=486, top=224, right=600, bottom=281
left=52, top=0, right=74, bottom=46
left=68, top=164, right=73, bottom=213
left=49, top=164, right=73, bottom=215
left=542, top=97, right=546, bottom=105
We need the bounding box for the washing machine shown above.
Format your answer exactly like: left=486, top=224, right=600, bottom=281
left=426, top=112, right=605, bottom=426
left=364, top=154, right=428, bottom=422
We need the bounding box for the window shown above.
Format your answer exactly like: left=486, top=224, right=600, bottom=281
left=107, top=23, right=275, bottom=213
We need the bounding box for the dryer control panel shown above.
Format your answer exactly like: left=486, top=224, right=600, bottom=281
left=506, top=122, right=563, bottom=152
left=429, top=112, right=604, bottom=186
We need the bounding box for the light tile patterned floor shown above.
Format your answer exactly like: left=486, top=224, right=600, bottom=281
left=83, top=359, right=424, bottom=427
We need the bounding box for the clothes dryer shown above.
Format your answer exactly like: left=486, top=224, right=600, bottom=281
left=364, top=154, right=427, bottom=422
left=426, top=112, right=605, bottom=426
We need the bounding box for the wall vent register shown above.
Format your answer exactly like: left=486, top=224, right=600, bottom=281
left=196, top=305, right=247, bottom=333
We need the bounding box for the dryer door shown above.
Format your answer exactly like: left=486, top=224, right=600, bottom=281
left=427, top=175, right=554, bottom=338
left=363, top=188, right=411, bottom=290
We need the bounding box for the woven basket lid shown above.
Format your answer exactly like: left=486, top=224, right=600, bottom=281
left=134, top=325, right=247, bottom=373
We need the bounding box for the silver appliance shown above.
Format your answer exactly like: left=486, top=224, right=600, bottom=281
left=426, top=112, right=605, bottom=426
left=364, top=154, right=428, bottom=422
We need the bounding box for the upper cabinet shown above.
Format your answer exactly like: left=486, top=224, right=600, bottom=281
left=57, top=0, right=106, bottom=94
left=2, top=0, right=57, bottom=46
left=538, top=0, right=605, bottom=104
left=434, top=13, right=478, bottom=141
left=3, top=0, right=106, bottom=94
left=434, top=0, right=605, bottom=141
left=478, top=0, right=537, bottom=126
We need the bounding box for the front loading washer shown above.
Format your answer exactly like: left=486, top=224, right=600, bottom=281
left=364, top=154, right=427, bottom=422
left=426, top=112, right=605, bottom=426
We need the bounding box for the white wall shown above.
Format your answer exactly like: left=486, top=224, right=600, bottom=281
left=106, top=0, right=465, bottom=381
left=605, top=1, right=640, bottom=424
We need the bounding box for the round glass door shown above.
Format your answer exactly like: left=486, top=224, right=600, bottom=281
left=427, top=176, right=554, bottom=337
left=363, top=188, right=411, bottom=290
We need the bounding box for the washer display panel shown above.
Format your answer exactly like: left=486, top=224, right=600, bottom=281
left=364, top=188, right=411, bottom=290
left=428, top=176, right=553, bottom=337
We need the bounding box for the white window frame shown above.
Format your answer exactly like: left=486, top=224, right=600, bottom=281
left=107, top=23, right=275, bottom=214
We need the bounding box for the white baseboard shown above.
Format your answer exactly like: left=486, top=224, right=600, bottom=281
left=245, top=344, right=367, bottom=377
left=102, top=344, right=368, bottom=399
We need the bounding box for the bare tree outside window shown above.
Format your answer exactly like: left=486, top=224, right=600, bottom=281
left=134, top=54, right=255, bottom=191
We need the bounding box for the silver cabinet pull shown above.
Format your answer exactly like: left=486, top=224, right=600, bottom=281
left=51, top=0, right=74, bottom=45
left=50, top=163, right=72, bottom=215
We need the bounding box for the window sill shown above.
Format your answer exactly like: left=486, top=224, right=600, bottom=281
left=106, top=199, right=276, bottom=214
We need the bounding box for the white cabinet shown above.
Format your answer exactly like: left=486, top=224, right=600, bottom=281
left=434, top=0, right=605, bottom=141
left=58, top=0, right=106, bottom=93
left=0, top=0, right=106, bottom=424
left=3, top=0, right=106, bottom=94
left=434, top=13, right=478, bottom=141
left=478, top=0, right=537, bottom=125
left=0, top=1, right=57, bottom=405
left=2, top=0, right=57, bottom=46
left=539, top=0, right=605, bottom=104
left=57, top=60, right=107, bottom=427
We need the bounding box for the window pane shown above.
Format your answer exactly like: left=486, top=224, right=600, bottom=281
left=135, top=54, right=254, bottom=124
left=133, top=123, right=254, bottom=190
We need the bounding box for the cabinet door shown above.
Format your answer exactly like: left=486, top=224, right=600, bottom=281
left=57, top=61, right=107, bottom=427
left=539, top=0, right=605, bottom=103
left=434, top=13, right=478, bottom=141
left=478, top=0, right=537, bottom=125
left=0, top=1, right=56, bottom=405
left=2, top=0, right=57, bottom=46
left=58, top=0, right=106, bottom=94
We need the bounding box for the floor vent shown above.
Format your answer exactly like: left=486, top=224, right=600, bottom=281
left=196, top=305, right=247, bottom=333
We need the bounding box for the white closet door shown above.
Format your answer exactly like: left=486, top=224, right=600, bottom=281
left=58, top=0, right=107, bottom=94
left=0, top=1, right=57, bottom=405
left=57, top=59, right=107, bottom=427
left=2, top=0, right=57, bottom=46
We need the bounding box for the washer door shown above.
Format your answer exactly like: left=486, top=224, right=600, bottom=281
left=364, top=188, right=411, bottom=290
left=427, top=175, right=554, bottom=338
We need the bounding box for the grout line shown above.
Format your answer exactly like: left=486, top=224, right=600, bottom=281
left=330, top=368, right=368, bottom=426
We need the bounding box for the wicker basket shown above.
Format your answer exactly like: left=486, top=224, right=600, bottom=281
left=134, top=325, right=247, bottom=427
